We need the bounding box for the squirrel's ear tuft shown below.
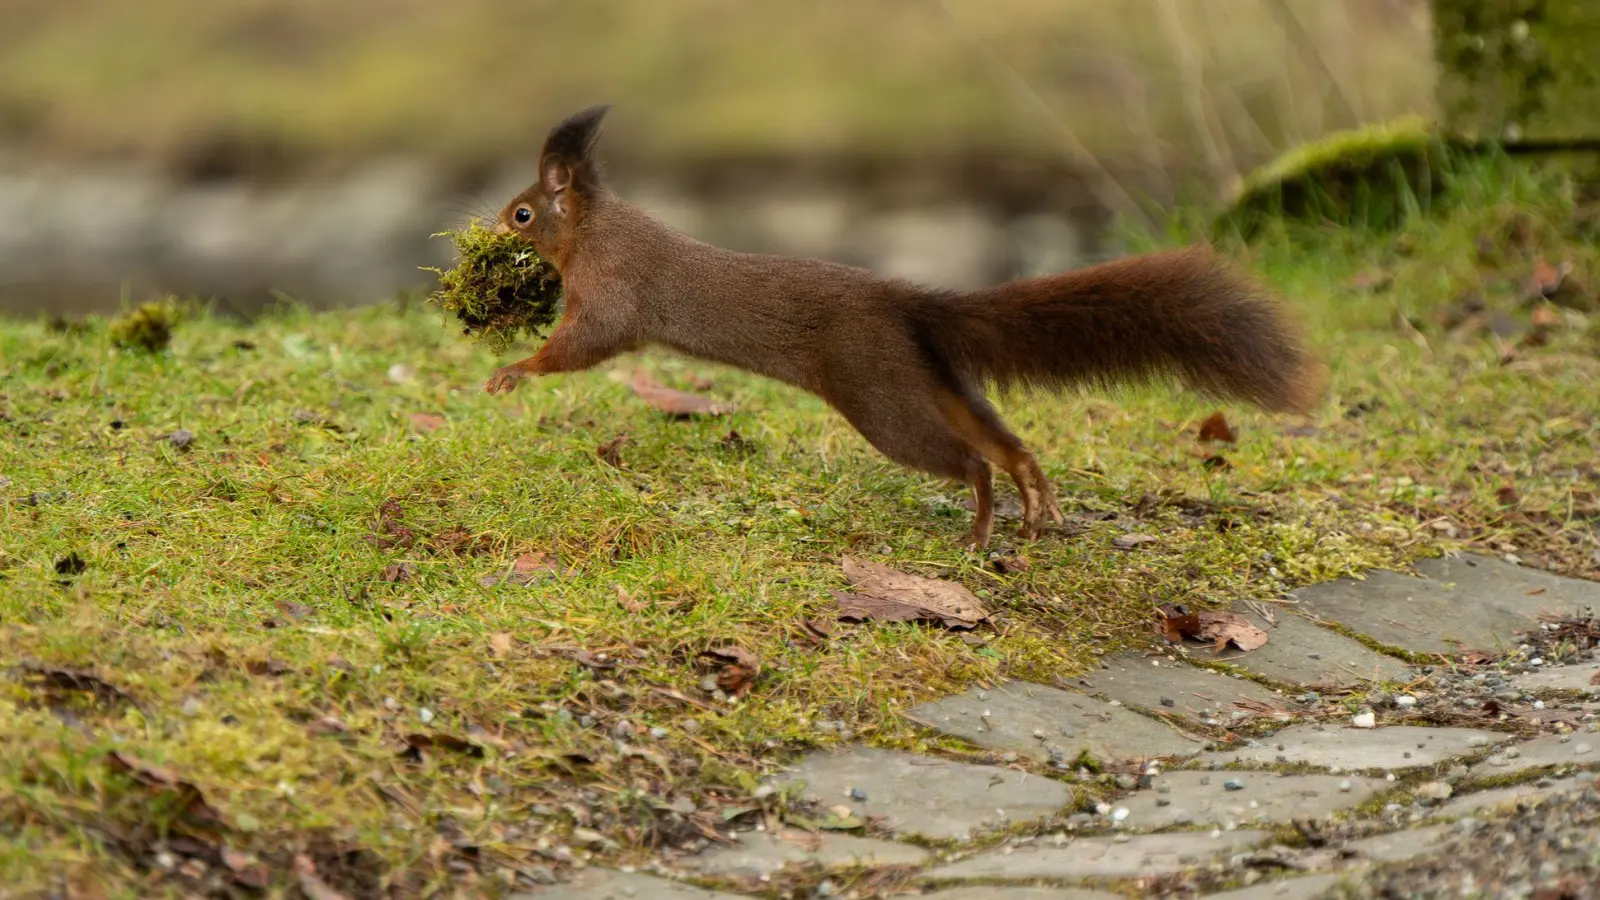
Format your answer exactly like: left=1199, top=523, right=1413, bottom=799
left=540, top=105, right=611, bottom=170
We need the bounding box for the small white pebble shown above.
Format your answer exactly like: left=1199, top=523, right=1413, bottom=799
left=1111, top=807, right=1129, bottom=822
left=1339, top=780, right=1353, bottom=792
left=1531, top=658, right=1544, bottom=667
left=1576, top=744, right=1593, bottom=756
left=1534, top=700, right=1546, bottom=710
left=1095, top=802, right=1112, bottom=815
left=1353, top=711, right=1377, bottom=729
left=1396, top=695, right=1417, bottom=709
left=418, top=707, right=434, bottom=724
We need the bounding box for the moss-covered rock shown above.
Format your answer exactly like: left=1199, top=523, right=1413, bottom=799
left=424, top=221, right=563, bottom=354
left=1213, top=116, right=1448, bottom=238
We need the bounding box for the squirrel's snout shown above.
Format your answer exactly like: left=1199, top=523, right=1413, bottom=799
left=492, top=221, right=511, bottom=235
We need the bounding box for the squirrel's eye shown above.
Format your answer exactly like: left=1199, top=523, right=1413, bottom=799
left=513, top=206, right=533, bottom=224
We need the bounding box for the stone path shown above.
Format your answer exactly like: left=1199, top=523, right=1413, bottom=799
left=516, top=554, right=1600, bottom=899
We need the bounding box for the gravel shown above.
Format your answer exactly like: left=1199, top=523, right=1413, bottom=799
left=1329, top=779, right=1600, bottom=899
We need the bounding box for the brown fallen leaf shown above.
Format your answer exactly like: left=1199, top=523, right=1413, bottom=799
left=19, top=662, right=136, bottom=707
left=365, top=498, right=415, bottom=551
left=1156, top=604, right=1202, bottom=644
left=833, top=557, right=989, bottom=629
left=1113, top=533, right=1158, bottom=550
left=106, top=751, right=225, bottom=826
left=596, top=434, right=629, bottom=468
left=380, top=562, right=415, bottom=583
left=1530, top=304, right=1563, bottom=330
left=1196, top=610, right=1269, bottom=653
left=615, top=584, right=647, bottom=613
left=293, top=854, right=352, bottom=900
left=1496, top=484, right=1520, bottom=506
left=427, top=526, right=494, bottom=557
left=408, top=413, right=446, bottom=433
left=220, top=848, right=269, bottom=890
left=480, top=551, right=566, bottom=587
left=400, top=732, right=485, bottom=760
left=245, top=658, right=292, bottom=676
left=1523, top=257, right=1570, bottom=303
left=1156, top=605, right=1268, bottom=652
left=629, top=370, right=732, bottom=417
left=991, top=553, right=1031, bottom=574
left=489, top=632, right=514, bottom=658
left=1197, top=411, right=1237, bottom=444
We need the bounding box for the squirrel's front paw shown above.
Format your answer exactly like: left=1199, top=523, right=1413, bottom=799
left=484, top=365, right=527, bottom=395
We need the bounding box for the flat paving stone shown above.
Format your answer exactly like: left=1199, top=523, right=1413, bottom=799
left=1211, top=609, right=1413, bottom=688
left=1510, top=665, right=1600, bottom=697
left=1199, top=724, right=1507, bottom=772
left=909, top=680, right=1200, bottom=765
left=1466, top=733, right=1600, bottom=782
left=923, top=830, right=1269, bottom=881
left=1201, top=873, right=1350, bottom=900
left=919, top=888, right=1123, bottom=900
left=678, top=830, right=930, bottom=879
left=1340, top=823, right=1456, bottom=863
left=1113, top=771, right=1386, bottom=829
left=1075, top=654, right=1294, bottom=725
left=518, top=869, right=750, bottom=899
left=1429, top=775, right=1592, bottom=820
left=774, top=746, right=1073, bottom=841
left=1294, top=554, right=1600, bottom=657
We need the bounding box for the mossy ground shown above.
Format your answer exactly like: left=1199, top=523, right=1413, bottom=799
left=2, top=159, right=1598, bottom=897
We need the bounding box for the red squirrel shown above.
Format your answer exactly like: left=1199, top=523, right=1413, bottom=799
left=483, top=105, right=1326, bottom=548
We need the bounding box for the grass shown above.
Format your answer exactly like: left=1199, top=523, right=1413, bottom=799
left=2, top=157, right=1599, bottom=897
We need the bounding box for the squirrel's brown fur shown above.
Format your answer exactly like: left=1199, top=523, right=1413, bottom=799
left=485, top=105, right=1326, bottom=547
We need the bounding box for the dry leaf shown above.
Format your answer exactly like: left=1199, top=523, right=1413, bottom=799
left=629, top=371, right=731, bottom=417
left=245, top=658, right=292, bottom=676
left=991, top=553, right=1031, bottom=574
left=427, top=527, right=494, bottom=557
left=1113, top=533, right=1158, bottom=550
left=480, top=552, right=565, bottom=587
left=596, top=434, right=628, bottom=468
left=408, top=413, right=446, bottom=433
left=380, top=562, right=415, bottom=583
left=700, top=645, right=762, bottom=698
left=1156, top=604, right=1202, bottom=645
left=19, top=662, right=135, bottom=707
left=1197, top=411, right=1237, bottom=444
left=488, top=633, right=514, bottom=658
left=220, top=848, right=269, bottom=889
left=1496, top=484, right=1520, bottom=506
left=106, top=751, right=225, bottom=826
left=1156, top=605, right=1268, bottom=653
left=400, top=732, right=485, bottom=760
left=1197, top=610, right=1269, bottom=652
left=365, top=498, right=415, bottom=551
left=615, top=584, right=647, bottom=613
left=293, top=854, right=352, bottom=900
left=833, top=557, right=988, bottom=629
left=1530, top=305, right=1562, bottom=330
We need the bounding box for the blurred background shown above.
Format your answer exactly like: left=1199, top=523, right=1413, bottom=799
left=0, top=0, right=1435, bottom=316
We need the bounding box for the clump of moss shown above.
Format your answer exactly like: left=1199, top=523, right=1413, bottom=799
left=424, top=221, right=563, bottom=354
left=1215, top=115, right=1450, bottom=239
left=108, top=297, right=183, bottom=353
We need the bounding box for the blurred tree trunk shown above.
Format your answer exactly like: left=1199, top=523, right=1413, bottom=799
left=1432, top=0, right=1600, bottom=143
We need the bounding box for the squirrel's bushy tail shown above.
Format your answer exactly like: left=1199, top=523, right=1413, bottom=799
left=913, top=246, right=1325, bottom=415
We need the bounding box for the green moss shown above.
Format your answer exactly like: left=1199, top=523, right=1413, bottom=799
left=1214, top=116, right=1447, bottom=238
left=423, top=220, right=562, bottom=354
left=107, top=297, right=182, bottom=353
left=1434, top=0, right=1600, bottom=143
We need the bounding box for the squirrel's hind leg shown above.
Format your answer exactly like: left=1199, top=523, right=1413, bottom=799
left=938, top=390, right=1062, bottom=539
